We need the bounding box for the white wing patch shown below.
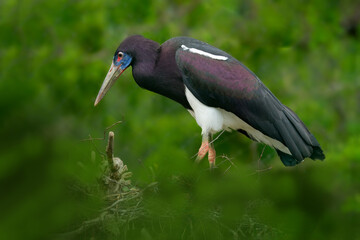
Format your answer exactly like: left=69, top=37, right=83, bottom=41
left=181, top=45, right=228, bottom=61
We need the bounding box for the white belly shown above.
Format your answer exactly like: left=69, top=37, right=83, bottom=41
left=185, top=87, right=291, bottom=154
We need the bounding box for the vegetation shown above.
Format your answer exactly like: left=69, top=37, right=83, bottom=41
left=0, top=0, right=359, bottom=239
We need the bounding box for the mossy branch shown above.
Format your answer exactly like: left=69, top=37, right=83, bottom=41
left=57, top=130, right=157, bottom=238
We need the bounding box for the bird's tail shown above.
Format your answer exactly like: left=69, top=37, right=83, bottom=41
left=276, top=106, right=325, bottom=166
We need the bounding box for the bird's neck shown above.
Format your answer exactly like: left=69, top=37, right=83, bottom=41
left=131, top=38, right=191, bottom=109
left=131, top=45, right=159, bottom=94
left=132, top=38, right=160, bottom=77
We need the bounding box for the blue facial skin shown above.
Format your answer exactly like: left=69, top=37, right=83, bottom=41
left=113, top=52, right=132, bottom=70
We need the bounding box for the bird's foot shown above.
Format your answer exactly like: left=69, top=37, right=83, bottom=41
left=195, top=141, right=216, bottom=168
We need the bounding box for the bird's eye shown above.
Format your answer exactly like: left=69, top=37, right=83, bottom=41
left=118, top=52, right=124, bottom=58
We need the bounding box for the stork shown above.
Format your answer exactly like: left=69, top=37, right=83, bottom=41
left=94, top=35, right=325, bottom=168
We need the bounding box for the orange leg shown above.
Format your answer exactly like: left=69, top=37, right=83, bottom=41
left=195, top=133, right=216, bottom=168
left=208, top=145, right=216, bottom=168
left=196, top=141, right=209, bottom=162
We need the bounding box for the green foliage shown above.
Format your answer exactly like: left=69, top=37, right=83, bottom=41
left=0, top=0, right=359, bottom=239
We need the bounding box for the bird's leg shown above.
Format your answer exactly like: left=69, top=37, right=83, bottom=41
left=196, top=133, right=216, bottom=168
left=196, top=133, right=210, bottom=163
left=208, top=138, right=216, bottom=168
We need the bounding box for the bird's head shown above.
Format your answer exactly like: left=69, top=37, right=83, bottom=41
left=94, top=48, right=133, bottom=106
left=94, top=35, right=159, bottom=106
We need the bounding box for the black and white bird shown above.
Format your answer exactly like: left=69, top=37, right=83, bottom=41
left=94, top=35, right=325, bottom=168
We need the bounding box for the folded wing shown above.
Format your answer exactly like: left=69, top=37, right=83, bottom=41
left=175, top=42, right=325, bottom=166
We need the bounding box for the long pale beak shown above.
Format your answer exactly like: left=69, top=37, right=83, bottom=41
left=94, top=62, right=124, bottom=106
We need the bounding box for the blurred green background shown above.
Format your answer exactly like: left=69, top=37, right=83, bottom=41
left=1, top=0, right=359, bottom=239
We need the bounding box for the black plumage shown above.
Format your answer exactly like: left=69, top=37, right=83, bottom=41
left=95, top=35, right=325, bottom=167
